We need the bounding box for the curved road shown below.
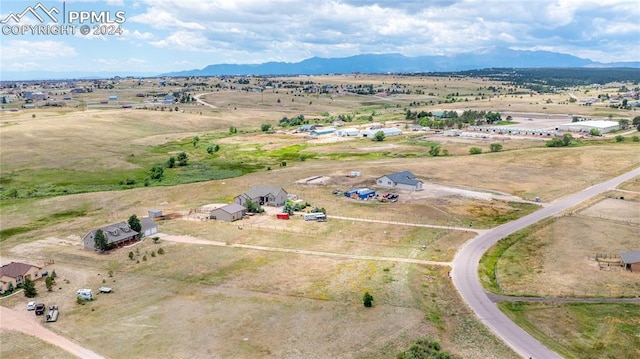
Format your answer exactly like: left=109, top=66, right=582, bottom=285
left=451, top=167, right=640, bottom=359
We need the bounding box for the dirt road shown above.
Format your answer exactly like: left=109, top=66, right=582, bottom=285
left=193, top=92, right=218, bottom=108
left=0, top=306, right=104, bottom=359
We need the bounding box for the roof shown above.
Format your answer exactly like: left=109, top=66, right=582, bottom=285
left=244, top=185, right=287, bottom=199
left=0, top=262, right=41, bottom=279
left=559, top=120, right=619, bottom=128
left=89, top=221, right=138, bottom=244
left=140, top=217, right=157, bottom=232
left=620, top=251, right=640, bottom=264
left=213, top=203, right=246, bottom=214
left=381, top=171, right=422, bottom=186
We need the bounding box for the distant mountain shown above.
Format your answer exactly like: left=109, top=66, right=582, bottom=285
left=162, top=48, right=640, bottom=77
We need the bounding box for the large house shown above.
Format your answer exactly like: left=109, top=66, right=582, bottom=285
left=83, top=218, right=158, bottom=250
left=210, top=203, right=247, bottom=222
left=235, top=186, right=288, bottom=207
left=0, top=262, right=43, bottom=294
left=376, top=171, right=424, bottom=191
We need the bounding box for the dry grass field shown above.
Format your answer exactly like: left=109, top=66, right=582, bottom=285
left=1, top=74, right=639, bottom=358
left=0, top=330, right=76, bottom=359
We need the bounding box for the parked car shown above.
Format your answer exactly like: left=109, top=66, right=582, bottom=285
left=35, top=303, right=46, bottom=315
left=27, top=301, right=36, bottom=311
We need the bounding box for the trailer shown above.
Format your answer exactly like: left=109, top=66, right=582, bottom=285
left=276, top=213, right=290, bottom=220
left=46, top=305, right=59, bottom=322
left=304, top=213, right=326, bottom=222
left=76, top=289, right=93, bottom=301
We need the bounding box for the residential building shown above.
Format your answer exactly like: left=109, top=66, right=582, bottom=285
left=83, top=221, right=139, bottom=250
left=235, top=186, right=288, bottom=207
left=376, top=170, right=424, bottom=191
left=0, top=262, right=43, bottom=294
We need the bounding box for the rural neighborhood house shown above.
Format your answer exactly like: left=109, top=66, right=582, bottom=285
left=376, top=170, right=424, bottom=191
left=209, top=203, right=247, bottom=222
left=235, top=186, right=288, bottom=207
left=0, top=262, right=43, bottom=294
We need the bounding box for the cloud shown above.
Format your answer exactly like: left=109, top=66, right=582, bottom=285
left=0, top=40, right=77, bottom=59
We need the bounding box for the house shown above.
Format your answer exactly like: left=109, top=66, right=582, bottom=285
left=163, top=95, right=175, bottom=104
left=140, top=217, right=158, bottom=237
left=210, top=203, right=247, bottom=222
left=82, top=221, right=139, bottom=250
left=376, top=171, right=424, bottom=191
left=0, top=262, right=43, bottom=294
left=235, top=186, right=288, bottom=207
left=621, top=251, right=640, bottom=272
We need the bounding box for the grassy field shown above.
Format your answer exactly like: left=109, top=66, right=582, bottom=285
left=0, top=330, right=77, bottom=359
left=499, top=302, right=640, bottom=359
left=1, top=74, right=638, bottom=358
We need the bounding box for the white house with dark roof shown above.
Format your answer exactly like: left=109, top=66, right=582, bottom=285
left=376, top=171, right=424, bottom=191
left=235, top=186, right=288, bottom=207
left=83, top=221, right=139, bottom=250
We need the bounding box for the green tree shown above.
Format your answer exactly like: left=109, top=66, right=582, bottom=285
left=23, top=278, right=37, bottom=298
left=45, top=275, right=54, bottom=291
left=632, top=116, right=640, bottom=127
left=282, top=202, right=294, bottom=215
left=562, top=133, right=574, bottom=146
left=469, top=147, right=482, bottom=155
left=129, top=251, right=134, bottom=260
left=428, top=145, right=440, bottom=157
left=177, top=152, right=188, bottom=166
left=192, top=136, right=200, bottom=147
left=615, top=135, right=624, bottom=142
left=229, top=126, right=237, bottom=134
left=261, top=123, right=272, bottom=132
left=363, top=291, right=374, bottom=307
left=618, top=119, right=629, bottom=129
left=589, top=128, right=601, bottom=136
left=152, top=236, right=159, bottom=244
left=94, top=229, right=108, bottom=252
left=373, top=130, right=385, bottom=142
left=157, top=247, right=165, bottom=255
left=245, top=199, right=263, bottom=213
left=166, top=156, right=176, bottom=168
left=489, top=143, right=503, bottom=152
left=128, top=214, right=142, bottom=236
left=150, top=165, right=164, bottom=180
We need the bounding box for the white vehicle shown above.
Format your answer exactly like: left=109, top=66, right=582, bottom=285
left=27, top=301, right=36, bottom=310
left=304, top=213, right=327, bottom=221
left=76, top=289, right=93, bottom=301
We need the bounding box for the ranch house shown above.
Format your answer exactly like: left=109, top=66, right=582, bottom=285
left=376, top=171, right=424, bottom=191
left=83, top=221, right=139, bottom=250
left=235, top=186, right=288, bottom=207
left=0, top=262, right=43, bottom=294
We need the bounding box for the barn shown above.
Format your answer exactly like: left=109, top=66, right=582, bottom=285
left=210, top=203, right=247, bottom=222
left=359, top=127, right=403, bottom=138
left=620, top=251, right=640, bottom=272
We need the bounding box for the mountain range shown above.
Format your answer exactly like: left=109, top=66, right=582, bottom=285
left=162, top=47, right=640, bottom=77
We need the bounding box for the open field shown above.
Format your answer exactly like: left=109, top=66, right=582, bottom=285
left=1, top=74, right=639, bottom=358
left=0, top=330, right=77, bottom=359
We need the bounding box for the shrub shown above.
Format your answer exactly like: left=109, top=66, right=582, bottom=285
left=469, top=147, right=482, bottom=155
left=615, top=135, right=624, bottom=142
left=142, top=255, right=147, bottom=261
left=489, top=143, right=503, bottom=152
left=363, top=291, right=374, bottom=307
left=151, top=251, right=156, bottom=257
left=157, top=248, right=165, bottom=255
left=152, top=236, right=159, bottom=244
left=129, top=251, right=134, bottom=260
left=632, top=136, right=639, bottom=142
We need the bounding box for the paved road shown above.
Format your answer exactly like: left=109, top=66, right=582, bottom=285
left=0, top=306, right=105, bottom=359
left=451, top=167, right=640, bottom=359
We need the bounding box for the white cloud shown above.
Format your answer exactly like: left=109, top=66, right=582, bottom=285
left=0, top=40, right=77, bottom=59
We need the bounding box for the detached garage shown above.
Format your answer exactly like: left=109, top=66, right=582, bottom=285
left=210, top=203, right=246, bottom=222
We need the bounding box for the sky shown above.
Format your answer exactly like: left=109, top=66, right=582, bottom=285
left=0, top=0, right=639, bottom=78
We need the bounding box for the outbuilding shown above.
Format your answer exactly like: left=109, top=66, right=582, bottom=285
left=621, top=251, right=640, bottom=272
left=359, top=127, right=403, bottom=138
left=556, top=120, right=620, bottom=134
left=210, top=203, right=247, bottom=222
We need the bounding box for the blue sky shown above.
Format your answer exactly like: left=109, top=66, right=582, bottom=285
left=1, top=0, right=639, bottom=78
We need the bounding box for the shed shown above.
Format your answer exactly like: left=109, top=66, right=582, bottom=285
left=148, top=209, right=162, bottom=218
left=310, top=127, right=336, bottom=136
left=335, top=128, right=360, bottom=137
left=620, top=251, right=640, bottom=272
left=210, top=203, right=246, bottom=222
left=109, top=95, right=118, bottom=101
